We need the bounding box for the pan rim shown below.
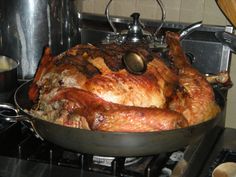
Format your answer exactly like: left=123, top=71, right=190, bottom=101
left=14, top=79, right=225, bottom=135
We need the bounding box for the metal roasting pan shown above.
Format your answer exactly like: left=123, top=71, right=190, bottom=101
left=0, top=80, right=225, bottom=157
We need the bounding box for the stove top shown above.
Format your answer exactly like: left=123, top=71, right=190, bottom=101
left=0, top=156, right=109, bottom=177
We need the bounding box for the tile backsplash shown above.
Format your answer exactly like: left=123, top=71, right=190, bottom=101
left=76, top=0, right=236, bottom=128
left=78, top=0, right=228, bottom=25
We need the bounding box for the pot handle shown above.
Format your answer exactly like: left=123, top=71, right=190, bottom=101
left=0, top=103, right=43, bottom=140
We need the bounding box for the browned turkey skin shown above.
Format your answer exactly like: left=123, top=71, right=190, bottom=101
left=166, top=32, right=221, bottom=125
left=28, top=32, right=220, bottom=132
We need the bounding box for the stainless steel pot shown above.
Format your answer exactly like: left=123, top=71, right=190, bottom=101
left=0, top=0, right=80, bottom=79
left=0, top=55, right=19, bottom=102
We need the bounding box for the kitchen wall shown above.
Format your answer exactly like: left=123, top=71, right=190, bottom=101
left=76, top=0, right=236, bottom=128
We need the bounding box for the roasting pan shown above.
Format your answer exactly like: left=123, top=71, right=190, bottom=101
left=0, top=80, right=225, bottom=157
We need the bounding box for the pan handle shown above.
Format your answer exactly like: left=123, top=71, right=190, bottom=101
left=0, top=103, right=27, bottom=122
left=0, top=103, right=43, bottom=140
left=179, top=21, right=202, bottom=40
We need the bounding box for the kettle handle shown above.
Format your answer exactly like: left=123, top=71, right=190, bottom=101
left=105, top=0, right=117, bottom=34
left=105, top=0, right=166, bottom=36
left=154, top=0, right=166, bottom=36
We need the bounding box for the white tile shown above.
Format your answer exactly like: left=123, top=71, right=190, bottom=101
left=74, top=0, right=83, bottom=12
left=109, top=0, right=137, bottom=17
left=180, top=0, right=205, bottom=23
left=136, top=0, right=159, bottom=20
left=203, top=0, right=228, bottom=25
left=92, top=0, right=109, bottom=14
left=163, top=0, right=182, bottom=22
left=136, top=0, right=181, bottom=21
left=226, top=54, right=236, bottom=128
left=82, top=0, right=95, bottom=13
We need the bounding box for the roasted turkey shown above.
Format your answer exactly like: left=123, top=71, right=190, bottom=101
left=28, top=32, right=220, bottom=132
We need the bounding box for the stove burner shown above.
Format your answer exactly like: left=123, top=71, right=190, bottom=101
left=93, top=156, right=143, bottom=167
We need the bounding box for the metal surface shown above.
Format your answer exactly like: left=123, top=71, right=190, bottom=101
left=219, top=26, right=233, bottom=73
left=153, top=0, right=166, bottom=36
left=0, top=0, right=80, bottom=79
left=105, top=0, right=117, bottom=34
left=0, top=81, right=224, bottom=157
left=0, top=56, right=19, bottom=102
left=179, top=21, right=202, bottom=40
left=79, top=14, right=232, bottom=74
left=102, top=0, right=167, bottom=44
left=0, top=56, right=18, bottom=92
left=215, top=31, right=236, bottom=53
left=0, top=156, right=110, bottom=177
left=105, top=0, right=165, bottom=36
left=100, top=19, right=203, bottom=53
left=126, top=13, right=146, bottom=43
left=123, top=52, right=147, bottom=74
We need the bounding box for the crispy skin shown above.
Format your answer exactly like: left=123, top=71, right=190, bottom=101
left=84, top=69, right=166, bottom=108
left=43, top=87, right=188, bottom=132
left=29, top=43, right=177, bottom=109
left=28, top=32, right=221, bottom=131
left=29, top=47, right=54, bottom=102
left=166, top=32, right=220, bottom=125
left=28, top=42, right=188, bottom=132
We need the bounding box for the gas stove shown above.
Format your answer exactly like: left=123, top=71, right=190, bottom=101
left=0, top=14, right=235, bottom=177
left=0, top=118, right=236, bottom=177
